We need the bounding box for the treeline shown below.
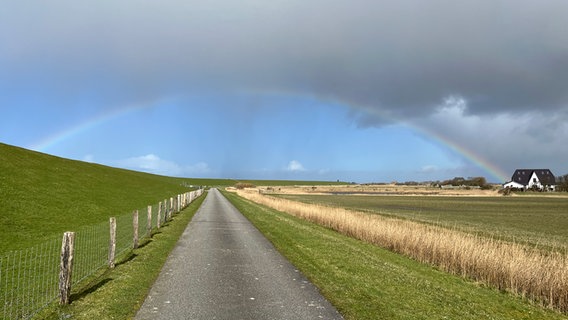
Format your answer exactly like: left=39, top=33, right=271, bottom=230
left=395, top=177, right=492, bottom=189
left=557, top=174, right=568, bottom=192
left=235, top=182, right=256, bottom=189
left=439, top=176, right=490, bottom=188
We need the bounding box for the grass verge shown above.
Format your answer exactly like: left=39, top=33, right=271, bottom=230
left=222, top=190, right=567, bottom=319
left=35, top=193, right=206, bottom=320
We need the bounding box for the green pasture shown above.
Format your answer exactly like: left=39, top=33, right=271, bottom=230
left=275, top=194, right=568, bottom=250
left=223, top=191, right=567, bottom=319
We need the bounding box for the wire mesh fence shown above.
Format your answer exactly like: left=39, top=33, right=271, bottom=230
left=0, top=189, right=203, bottom=319
left=1, top=236, right=60, bottom=320
left=73, top=221, right=109, bottom=286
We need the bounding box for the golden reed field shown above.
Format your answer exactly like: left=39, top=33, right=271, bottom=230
left=233, top=187, right=568, bottom=313
left=255, top=183, right=509, bottom=197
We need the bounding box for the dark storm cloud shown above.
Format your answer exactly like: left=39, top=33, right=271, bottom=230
left=2, top=0, right=568, bottom=178
left=2, top=0, right=567, bottom=119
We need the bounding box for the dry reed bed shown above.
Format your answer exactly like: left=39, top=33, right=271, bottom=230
left=236, top=190, right=568, bottom=313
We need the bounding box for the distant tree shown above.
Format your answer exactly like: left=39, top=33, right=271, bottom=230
left=441, top=176, right=489, bottom=188
left=235, top=182, right=256, bottom=189
left=557, top=174, right=568, bottom=192
left=470, top=177, right=487, bottom=187
left=442, top=177, right=466, bottom=186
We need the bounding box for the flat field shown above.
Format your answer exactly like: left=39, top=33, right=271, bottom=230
left=224, top=190, right=568, bottom=319
left=274, top=191, right=568, bottom=250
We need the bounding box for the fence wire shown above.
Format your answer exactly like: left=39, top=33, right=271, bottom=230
left=0, top=189, right=203, bottom=319
left=1, top=236, right=60, bottom=320
left=73, top=221, right=109, bottom=286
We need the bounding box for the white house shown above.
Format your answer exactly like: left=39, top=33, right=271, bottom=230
left=503, top=169, right=556, bottom=191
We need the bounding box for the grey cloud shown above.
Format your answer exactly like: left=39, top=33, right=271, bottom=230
left=2, top=0, right=568, bottom=118
left=415, top=103, right=568, bottom=177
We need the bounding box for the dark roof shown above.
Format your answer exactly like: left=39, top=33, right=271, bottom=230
left=510, top=169, right=556, bottom=185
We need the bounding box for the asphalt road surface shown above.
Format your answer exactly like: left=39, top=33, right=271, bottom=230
left=135, top=188, right=343, bottom=320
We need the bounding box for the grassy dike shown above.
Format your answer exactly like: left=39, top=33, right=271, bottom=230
left=0, top=143, right=342, bottom=252
left=36, top=193, right=206, bottom=320
left=0, top=143, right=193, bottom=252
left=222, top=191, right=567, bottom=320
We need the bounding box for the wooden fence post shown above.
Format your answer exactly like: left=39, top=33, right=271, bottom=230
left=109, top=217, right=116, bottom=268
left=164, top=199, right=169, bottom=221
left=147, top=205, right=152, bottom=236
left=59, top=231, right=75, bottom=305
left=157, top=201, right=162, bottom=229
left=133, top=210, right=139, bottom=249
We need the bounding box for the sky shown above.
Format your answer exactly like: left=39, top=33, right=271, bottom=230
left=1, top=0, right=567, bottom=183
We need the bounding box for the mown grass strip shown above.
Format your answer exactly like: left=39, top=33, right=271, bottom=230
left=35, top=194, right=206, bottom=320
left=222, top=191, right=567, bottom=320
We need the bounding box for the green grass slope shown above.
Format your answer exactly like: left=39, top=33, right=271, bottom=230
left=0, top=143, right=193, bottom=252
left=0, top=143, right=344, bottom=252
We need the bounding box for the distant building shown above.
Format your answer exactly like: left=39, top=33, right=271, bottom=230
left=503, top=169, right=556, bottom=191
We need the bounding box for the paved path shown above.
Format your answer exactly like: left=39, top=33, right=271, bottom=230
left=135, top=188, right=343, bottom=320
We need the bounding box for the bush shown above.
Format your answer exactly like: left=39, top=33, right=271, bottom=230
left=556, top=175, right=568, bottom=192
left=235, top=182, right=256, bottom=189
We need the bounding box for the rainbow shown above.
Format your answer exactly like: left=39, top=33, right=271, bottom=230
left=419, top=127, right=509, bottom=183
left=28, top=101, right=510, bottom=183
left=357, top=105, right=509, bottom=183
left=28, top=105, right=149, bottom=153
